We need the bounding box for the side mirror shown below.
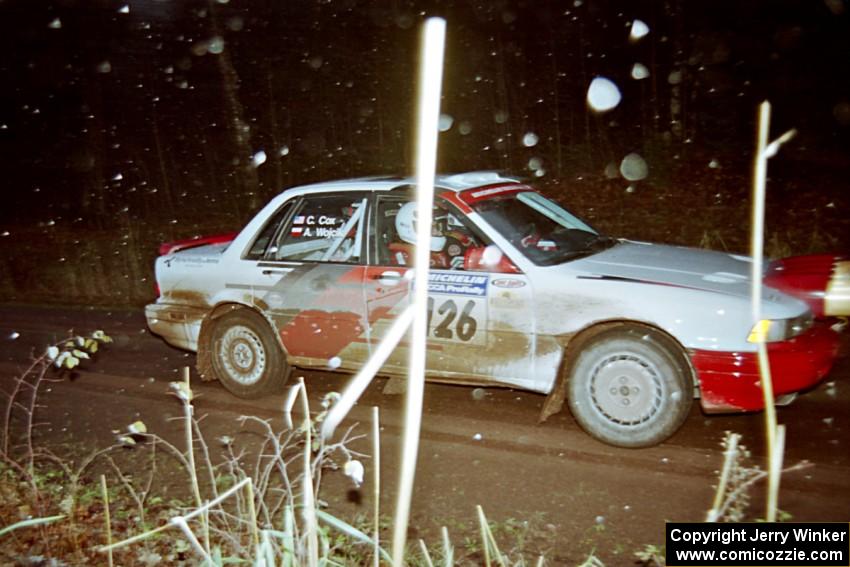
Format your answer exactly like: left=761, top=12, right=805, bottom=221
left=463, top=245, right=521, bottom=274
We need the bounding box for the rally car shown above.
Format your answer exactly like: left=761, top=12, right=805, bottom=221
left=145, top=172, right=848, bottom=447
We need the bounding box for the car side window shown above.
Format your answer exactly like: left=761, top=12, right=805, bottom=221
left=375, top=196, right=489, bottom=271
left=375, top=197, right=409, bottom=266
left=244, top=201, right=293, bottom=260
left=270, top=193, right=368, bottom=264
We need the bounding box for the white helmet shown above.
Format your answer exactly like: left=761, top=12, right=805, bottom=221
left=395, top=202, right=446, bottom=252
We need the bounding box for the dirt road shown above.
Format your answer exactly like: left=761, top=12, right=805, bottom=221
left=1, top=304, right=848, bottom=564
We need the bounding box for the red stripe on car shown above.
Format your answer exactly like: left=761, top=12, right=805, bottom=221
left=691, top=322, right=839, bottom=412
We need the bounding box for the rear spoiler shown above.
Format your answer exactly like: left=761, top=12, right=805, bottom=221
left=158, top=232, right=238, bottom=256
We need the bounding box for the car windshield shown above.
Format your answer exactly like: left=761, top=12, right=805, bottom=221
left=470, top=190, right=617, bottom=266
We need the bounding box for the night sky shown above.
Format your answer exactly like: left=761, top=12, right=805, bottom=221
left=0, top=0, right=848, bottom=303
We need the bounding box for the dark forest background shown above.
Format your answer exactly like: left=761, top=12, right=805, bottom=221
left=1, top=0, right=848, bottom=306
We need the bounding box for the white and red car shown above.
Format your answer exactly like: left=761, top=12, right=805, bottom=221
left=145, top=172, right=847, bottom=447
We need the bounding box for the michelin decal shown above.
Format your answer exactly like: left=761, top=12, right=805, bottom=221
left=428, top=273, right=488, bottom=297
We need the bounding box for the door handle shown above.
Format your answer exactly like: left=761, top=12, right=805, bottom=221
left=262, top=269, right=289, bottom=275
left=370, top=270, right=404, bottom=284
left=371, top=270, right=403, bottom=280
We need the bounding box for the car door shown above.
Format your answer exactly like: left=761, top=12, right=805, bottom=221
left=365, top=193, right=535, bottom=387
left=245, top=191, right=372, bottom=371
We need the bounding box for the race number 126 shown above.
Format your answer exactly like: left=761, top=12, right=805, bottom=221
left=426, top=297, right=478, bottom=342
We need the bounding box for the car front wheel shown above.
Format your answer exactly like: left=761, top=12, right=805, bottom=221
left=567, top=326, right=693, bottom=448
left=209, top=309, right=289, bottom=398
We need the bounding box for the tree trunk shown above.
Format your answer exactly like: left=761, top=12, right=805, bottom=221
left=209, top=0, right=259, bottom=215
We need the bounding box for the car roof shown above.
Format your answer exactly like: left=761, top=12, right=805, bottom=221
left=285, top=171, right=524, bottom=195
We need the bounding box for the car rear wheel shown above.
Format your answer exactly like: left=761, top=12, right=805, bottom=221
left=209, top=309, right=289, bottom=398
left=567, top=326, right=693, bottom=448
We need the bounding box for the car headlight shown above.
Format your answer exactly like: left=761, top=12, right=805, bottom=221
left=747, top=312, right=813, bottom=343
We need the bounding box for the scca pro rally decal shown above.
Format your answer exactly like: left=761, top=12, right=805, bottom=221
left=428, top=273, right=488, bottom=297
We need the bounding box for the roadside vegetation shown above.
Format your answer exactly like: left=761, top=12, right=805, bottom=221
left=0, top=333, right=562, bottom=565
left=1, top=331, right=814, bottom=566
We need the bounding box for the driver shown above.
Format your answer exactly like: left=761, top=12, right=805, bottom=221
left=391, top=202, right=467, bottom=269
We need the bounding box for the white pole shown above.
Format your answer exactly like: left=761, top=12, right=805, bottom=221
left=392, top=17, right=446, bottom=566
left=320, top=306, right=415, bottom=440
left=372, top=406, right=381, bottom=567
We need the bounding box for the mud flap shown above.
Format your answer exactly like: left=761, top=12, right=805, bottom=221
left=539, top=358, right=569, bottom=423
left=196, top=318, right=216, bottom=382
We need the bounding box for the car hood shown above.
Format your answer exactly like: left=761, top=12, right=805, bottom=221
left=571, top=241, right=765, bottom=299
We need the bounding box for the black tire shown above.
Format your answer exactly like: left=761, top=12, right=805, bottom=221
left=567, top=326, right=693, bottom=448
left=208, top=309, right=289, bottom=398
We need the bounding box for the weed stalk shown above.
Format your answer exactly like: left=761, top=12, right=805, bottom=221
left=706, top=432, right=740, bottom=522
left=750, top=100, right=795, bottom=521
left=441, top=526, right=453, bottom=566
left=100, top=474, right=114, bottom=567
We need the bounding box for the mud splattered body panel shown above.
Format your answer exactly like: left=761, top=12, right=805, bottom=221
left=145, top=172, right=845, bottom=413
